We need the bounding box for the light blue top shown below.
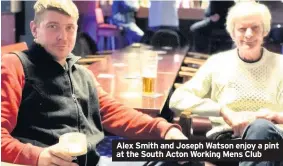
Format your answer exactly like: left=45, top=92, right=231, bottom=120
left=148, top=0, right=179, bottom=28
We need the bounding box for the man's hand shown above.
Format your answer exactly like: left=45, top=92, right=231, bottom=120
left=164, top=127, right=188, bottom=165
left=221, top=106, right=255, bottom=137
left=164, top=127, right=187, bottom=140
left=209, top=13, right=220, bottom=22
left=38, top=143, right=78, bottom=166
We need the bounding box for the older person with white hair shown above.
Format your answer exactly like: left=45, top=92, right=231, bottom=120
left=170, top=2, right=283, bottom=165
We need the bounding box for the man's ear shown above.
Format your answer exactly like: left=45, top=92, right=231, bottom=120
left=30, top=21, right=38, bottom=39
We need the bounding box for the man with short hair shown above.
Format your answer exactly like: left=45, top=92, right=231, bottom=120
left=1, top=0, right=187, bottom=165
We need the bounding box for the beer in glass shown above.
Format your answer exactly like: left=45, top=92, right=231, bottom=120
left=142, top=75, right=155, bottom=94
left=141, top=50, right=158, bottom=95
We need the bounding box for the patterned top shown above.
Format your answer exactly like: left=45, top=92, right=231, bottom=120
left=170, top=48, right=283, bottom=120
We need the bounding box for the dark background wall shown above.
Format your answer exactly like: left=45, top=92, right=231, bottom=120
left=1, top=1, right=11, bottom=12
left=19, top=1, right=36, bottom=45
left=1, top=1, right=35, bottom=46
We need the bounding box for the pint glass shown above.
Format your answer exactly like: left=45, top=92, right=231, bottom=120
left=59, top=132, right=87, bottom=157
left=141, top=50, right=158, bottom=95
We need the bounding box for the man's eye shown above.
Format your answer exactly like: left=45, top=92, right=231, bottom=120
left=67, top=26, right=74, bottom=31
left=48, top=25, right=57, bottom=29
left=239, top=28, right=246, bottom=32
left=252, top=26, right=259, bottom=31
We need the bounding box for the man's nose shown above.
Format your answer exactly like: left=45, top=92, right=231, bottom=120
left=57, top=29, right=67, bottom=41
left=244, top=28, right=253, bottom=38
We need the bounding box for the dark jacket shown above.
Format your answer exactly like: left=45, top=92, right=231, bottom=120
left=11, top=43, right=104, bottom=165
left=205, top=1, right=235, bottom=25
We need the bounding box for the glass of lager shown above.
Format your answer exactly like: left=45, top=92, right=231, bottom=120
left=59, top=132, right=87, bottom=157
left=141, top=50, right=158, bottom=96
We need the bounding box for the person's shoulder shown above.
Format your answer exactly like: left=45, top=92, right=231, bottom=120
left=272, top=52, right=283, bottom=66
left=74, top=63, right=90, bottom=72
left=209, top=49, right=237, bottom=62
left=1, top=53, right=24, bottom=78
left=74, top=64, right=94, bottom=77
left=1, top=53, right=22, bottom=66
left=264, top=48, right=283, bottom=60
left=264, top=48, right=283, bottom=71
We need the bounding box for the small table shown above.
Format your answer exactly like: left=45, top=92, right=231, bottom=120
left=88, top=45, right=188, bottom=117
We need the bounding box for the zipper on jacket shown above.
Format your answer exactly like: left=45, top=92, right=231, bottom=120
left=65, top=71, right=81, bottom=132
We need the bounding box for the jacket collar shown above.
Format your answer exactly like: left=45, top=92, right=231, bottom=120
left=27, top=42, right=80, bottom=71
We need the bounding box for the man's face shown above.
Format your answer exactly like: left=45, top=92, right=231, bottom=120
left=232, top=14, right=267, bottom=57
left=30, top=10, right=77, bottom=62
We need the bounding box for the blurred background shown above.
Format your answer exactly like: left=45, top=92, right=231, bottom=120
left=1, top=0, right=283, bottom=54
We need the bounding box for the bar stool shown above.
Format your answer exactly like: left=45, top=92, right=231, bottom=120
left=94, top=8, right=121, bottom=50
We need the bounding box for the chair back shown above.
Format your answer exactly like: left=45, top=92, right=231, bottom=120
left=94, top=8, right=105, bottom=25
left=140, top=30, right=155, bottom=45
left=1, top=42, right=28, bottom=55
left=150, top=29, right=180, bottom=48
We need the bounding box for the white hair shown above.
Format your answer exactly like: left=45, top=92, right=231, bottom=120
left=226, top=2, right=272, bottom=36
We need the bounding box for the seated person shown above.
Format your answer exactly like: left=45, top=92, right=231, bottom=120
left=1, top=0, right=188, bottom=165
left=111, top=0, right=144, bottom=45
left=190, top=1, right=234, bottom=53
left=170, top=2, right=283, bottom=166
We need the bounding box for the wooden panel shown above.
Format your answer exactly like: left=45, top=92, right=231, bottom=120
left=177, top=7, right=205, bottom=20
left=184, top=57, right=206, bottom=65
left=88, top=45, right=188, bottom=116
left=179, top=71, right=195, bottom=77
left=181, top=66, right=198, bottom=72
left=77, top=55, right=108, bottom=65
left=178, top=53, right=208, bottom=84
left=187, top=52, right=209, bottom=59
